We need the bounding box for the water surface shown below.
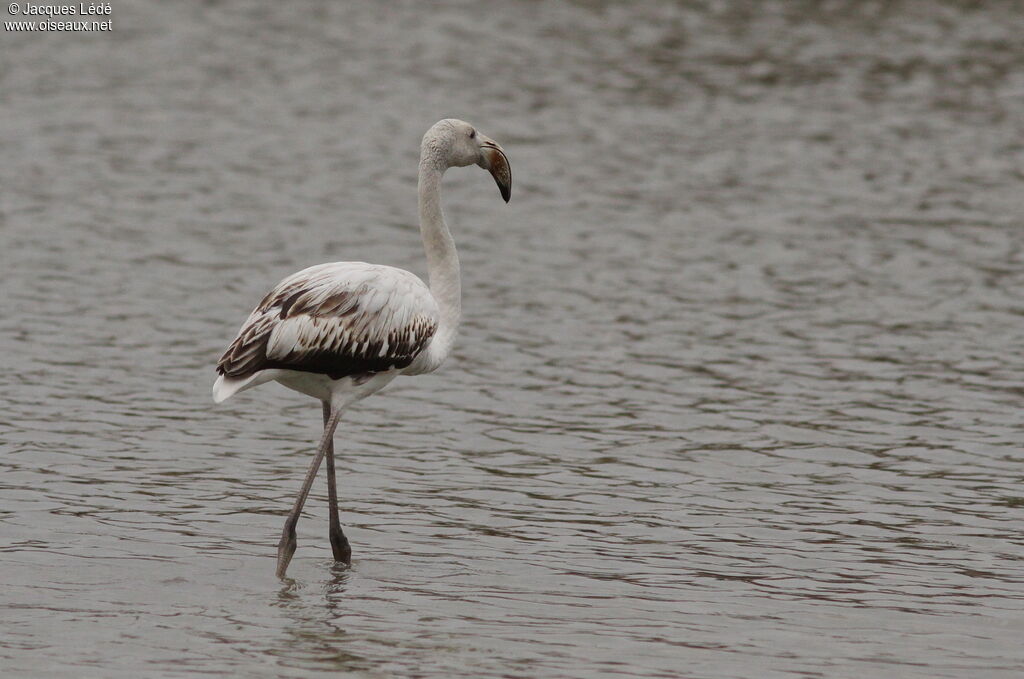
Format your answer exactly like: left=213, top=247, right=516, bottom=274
left=2, top=2, right=1024, bottom=677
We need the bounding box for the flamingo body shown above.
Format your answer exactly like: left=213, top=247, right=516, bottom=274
left=214, top=262, right=439, bottom=405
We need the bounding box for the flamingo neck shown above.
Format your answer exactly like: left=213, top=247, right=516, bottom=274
left=417, top=155, right=461, bottom=371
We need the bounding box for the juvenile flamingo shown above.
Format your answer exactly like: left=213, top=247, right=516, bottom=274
left=213, top=119, right=511, bottom=577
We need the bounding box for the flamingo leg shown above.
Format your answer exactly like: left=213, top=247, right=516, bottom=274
left=277, top=406, right=343, bottom=578
left=323, top=401, right=352, bottom=564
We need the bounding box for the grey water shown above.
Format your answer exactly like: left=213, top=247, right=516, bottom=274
left=3, top=2, right=1024, bottom=677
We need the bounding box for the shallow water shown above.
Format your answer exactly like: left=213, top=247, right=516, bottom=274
left=3, top=1, right=1024, bottom=677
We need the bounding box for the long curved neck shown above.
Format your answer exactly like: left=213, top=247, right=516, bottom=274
left=418, top=154, right=461, bottom=368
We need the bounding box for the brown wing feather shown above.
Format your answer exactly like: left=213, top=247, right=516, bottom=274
left=217, top=263, right=438, bottom=380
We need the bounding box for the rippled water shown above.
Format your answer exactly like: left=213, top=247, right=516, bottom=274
left=3, top=1, right=1024, bottom=677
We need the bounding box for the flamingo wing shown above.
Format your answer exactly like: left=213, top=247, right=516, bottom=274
left=217, top=262, right=439, bottom=381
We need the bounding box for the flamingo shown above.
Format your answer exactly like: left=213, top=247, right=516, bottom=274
left=212, top=119, right=511, bottom=577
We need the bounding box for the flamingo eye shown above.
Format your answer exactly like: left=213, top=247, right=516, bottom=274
left=469, top=129, right=476, bottom=139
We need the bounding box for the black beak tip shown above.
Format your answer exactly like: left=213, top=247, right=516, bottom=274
left=501, top=186, right=511, bottom=203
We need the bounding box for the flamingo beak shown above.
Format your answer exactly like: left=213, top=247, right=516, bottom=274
left=479, top=140, right=511, bottom=203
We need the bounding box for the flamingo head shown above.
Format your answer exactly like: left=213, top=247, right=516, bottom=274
left=424, top=119, right=512, bottom=203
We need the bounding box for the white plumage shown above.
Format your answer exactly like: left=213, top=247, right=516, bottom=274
left=213, top=262, right=439, bottom=404
left=212, top=118, right=511, bottom=577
